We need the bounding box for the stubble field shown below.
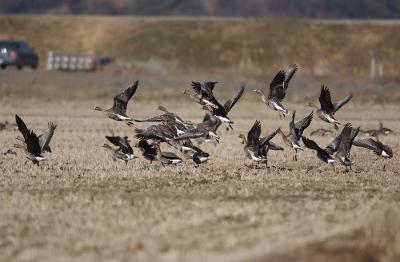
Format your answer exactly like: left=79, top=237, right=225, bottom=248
left=1, top=93, right=400, bottom=261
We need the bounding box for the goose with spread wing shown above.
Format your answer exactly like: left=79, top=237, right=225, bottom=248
left=253, top=64, right=298, bottom=118
left=94, top=80, right=139, bottom=125
left=325, top=123, right=359, bottom=169
left=309, top=85, right=352, bottom=130
left=102, top=136, right=137, bottom=165
left=240, top=120, right=266, bottom=163
left=277, top=110, right=313, bottom=161
left=185, top=82, right=245, bottom=127
left=183, top=81, right=219, bottom=109
left=15, top=114, right=46, bottom=165
left=205, top=83, right=245, bottom=127
left=353, top=138, right=393, bottom=159
left=239, top=127, right=282, bottom=161
left=301, top=136, right=336, bottom=169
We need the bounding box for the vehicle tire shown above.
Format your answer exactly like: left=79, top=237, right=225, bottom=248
left=16, top=64, right=23, bottom=70
left=31, top=64, right=37, bottom=70
left=0, top=64, right=6, bottom=70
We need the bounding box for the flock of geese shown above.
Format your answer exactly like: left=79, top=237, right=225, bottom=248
left=12, top=64, right=394, bottom=171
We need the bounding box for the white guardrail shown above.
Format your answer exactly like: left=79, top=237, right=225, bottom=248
left=47, top=51, right=96, bottom=71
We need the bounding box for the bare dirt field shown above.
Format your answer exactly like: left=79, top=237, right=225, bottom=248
left=1, top=87, right=399, bottom=261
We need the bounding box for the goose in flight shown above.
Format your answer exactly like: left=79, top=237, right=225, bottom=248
left=301, top=136, right=336, bottom=170
left=183, top=81, right=219, bottom=109
left=353, top=138, right=393, bottom=159
left=135, top=106, right=187, bottom=126
left=325, top=123, right=359, bottom=170
left=15, top=114, right=46, bottom=165
left=94, top=80, right=139, bottom=125
left=253, top=64, right=298, bottom=118
left=102, top=136, right=137, bottom=165
left=240, top=120, right=266, bottom=163
left=309, top=85, right=352, bottom=130
left=135, top=123, right=177, bottom=143
left=240, top=120, right=282, bottom=166
left=277, top=110, right=313, bottom=161
left=171, top=120, right=220, bottom=144
left=185, top=82, right=245, bottom=127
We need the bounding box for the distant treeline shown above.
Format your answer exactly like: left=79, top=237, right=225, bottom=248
left=1, top=0, right=400, bottom=18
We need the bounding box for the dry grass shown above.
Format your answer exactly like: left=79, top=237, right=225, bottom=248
left=0, top=94, right=399, bottom=261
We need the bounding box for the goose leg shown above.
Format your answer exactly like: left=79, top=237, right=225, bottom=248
left=125, top=160, right=128, bottom=166
left=331, top=163, right=336, bottom=173
left=334, top=124, right=339, bottom=130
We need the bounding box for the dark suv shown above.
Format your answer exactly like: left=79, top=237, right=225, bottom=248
left=0, top=41, right=39, bottom=70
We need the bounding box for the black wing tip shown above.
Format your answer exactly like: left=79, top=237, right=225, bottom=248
left=321, top=85, right=329, bottom=91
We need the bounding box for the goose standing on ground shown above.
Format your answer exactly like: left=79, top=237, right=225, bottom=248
left=361, top=122, right=393, bottom=137
left=102, top=136, right=137, bottom=165
left=301, top=136, right=336, bottom=170
left=310, top=128, right=334, bottom=137
left=325, top=123, right=359, bottom=170
left=353, top=138, right=393, bottom=159
left=277, top=111, right=313, bottom=161
left=152, top=143, right=182, bottom=165
left=94, top=80, right=139, bottom=126
left=308, top=85, right=352, bottom=130
left=15, top=115, right=46, bottom=165
left=253, top=64, right=298, bottom=118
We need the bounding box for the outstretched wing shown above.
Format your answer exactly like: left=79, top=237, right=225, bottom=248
left=106, top=136, right=132, bottom=153
left=283, top=64, right=298, bottom=92
left=269, top=64, right=297, bottom=101
left=191, top=81, right=217, bottom=97
left=38, top=122, right=57, bottom=152
left=113, top=80, right=139, bottom=114
left=353, top=138, right=379, bottom=152
left=319, top=85, right=334, bottom=113
left=337, top=123, right=353, bottom=157
left=334, top=94, right=352, bottom=113
left=15, top=114, right=30, bottom=141
left=247, top=120, right=261, bottom=147
left=301, top=136, right=321, bottom=151
left=293, top=111, right=313, bottom=139
left=224, top=84, right=245, bottom=113
left=26, top=130, right=42, bottom=156
left=268, top=71, right=286, bottom=100
left=259, top=129, right=278, bottom=147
